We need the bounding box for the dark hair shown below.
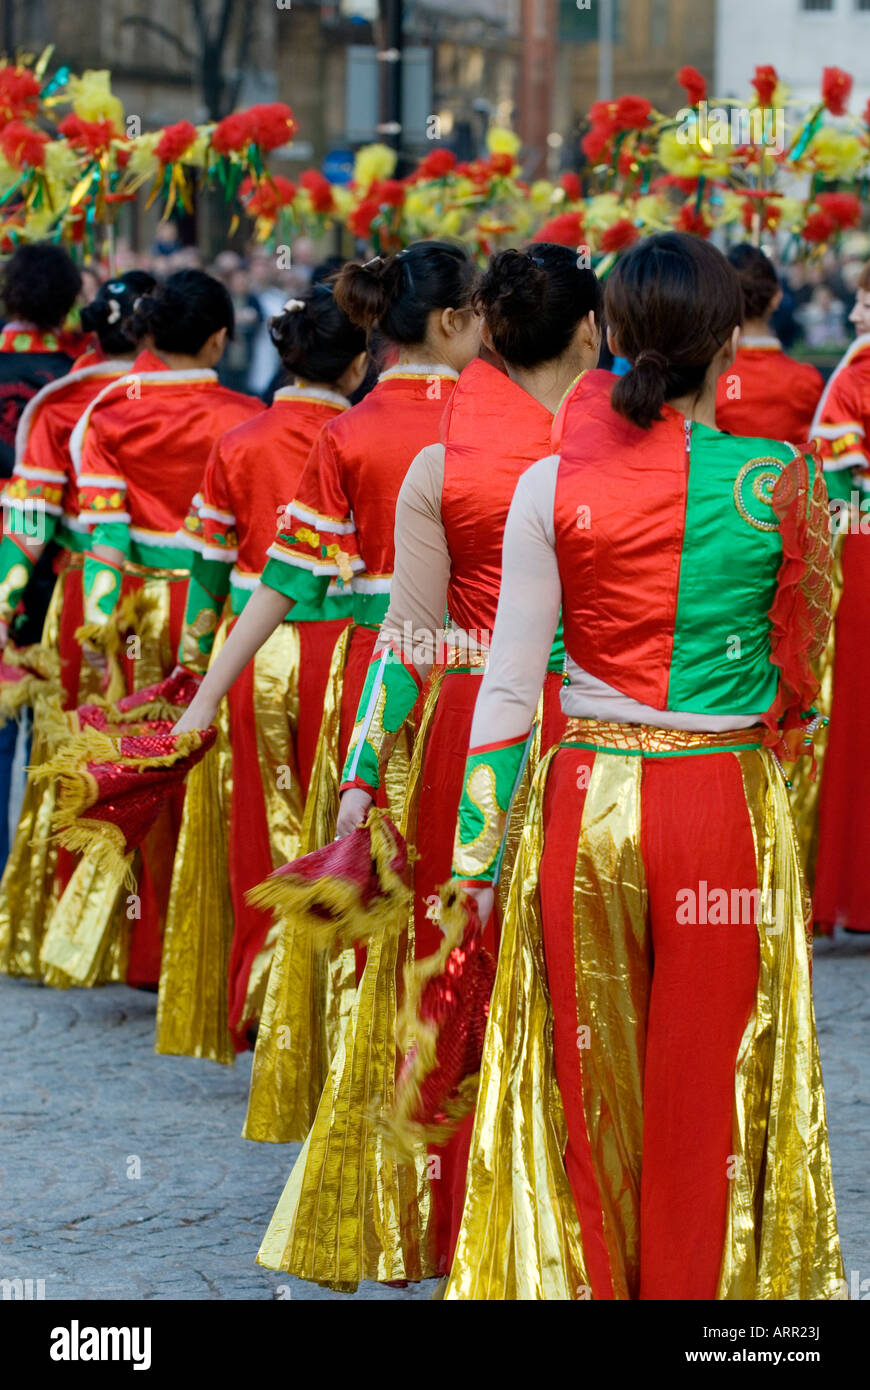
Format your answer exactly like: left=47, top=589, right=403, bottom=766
left=334, top=240, right=477, bottom=344
left=129, top=269, right=235, bottom=355
left=1, top=242, right=82, bottom=332
left=606, top=232, right=744, bottom=430
left=473, top=244, right=602, bottom=369
left=269, top=285, right=366, bottom=383
left=727, top=243, right=780, bottom=321
left=80, top=271, right=158, bottom=357
left=858, top=261, right=870, bottom=293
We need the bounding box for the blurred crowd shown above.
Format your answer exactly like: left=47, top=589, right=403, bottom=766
left=79, top=221, right=344, bottom=402
left=72, top=221, right=870, bottom=395
left=771, top=237, right=870, bottom=353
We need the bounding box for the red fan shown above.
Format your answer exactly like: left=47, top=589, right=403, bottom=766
left=246, top=808, right=410, bottom=949
left=389, top=886, right=496, bottom=1152
left=77, top=665, right=203, bottom=731
left=41, top=722, right=216, bottom=864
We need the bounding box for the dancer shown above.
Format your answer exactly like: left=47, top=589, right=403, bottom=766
left=0, top=270, right=156, bottom=979
left=716, top=244, right=824, bottom=440
left=446, top=233, right=841, bottom=1300
left=812, top=260, right=870, bottom=933
left=177, top=241, right=480, bottom=841
left=40, top=270, right=262, bottom=989
left=157, top=285, right=367, bottom=1061
left=176, top=239, right=479, bottom=1130
left=264, top=245, right=602, bottom=1282
left=0, top=242, right=83, bottom=867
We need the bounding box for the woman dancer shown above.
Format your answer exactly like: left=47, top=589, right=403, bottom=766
left=446, top=232, right=841, bottom=1300
left=0, top=271, right=156, bottom=979
left=176, top=243, right=479, bottom=838
left=266, top=245, right=602, bottom=1283
left=812, top=260, right=870, bottom=933
left=40, top=270, right=262, bottom=989
left=175, top=239, right=479, bottom=1126
left=157, top=285, right=366, bottom=1061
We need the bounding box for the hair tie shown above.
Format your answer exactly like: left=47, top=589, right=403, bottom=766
left=634, top=349, right=669, bottom=370
left=106, top=298, right=121, bottom=325
left=362, top=256, right=383, bottom=270
left=283, top=298, right=306, bottom=313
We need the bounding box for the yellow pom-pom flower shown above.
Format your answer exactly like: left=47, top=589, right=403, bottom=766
left=67, top=70, right=125, bottom=128
left=486, top=127, right=521, bottom=157
left=804, top=128, right=866, bottom=181
left=353, top=143, right=398, bottom=191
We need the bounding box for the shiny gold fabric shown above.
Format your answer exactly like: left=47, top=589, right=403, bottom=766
left=571, top=753, right=649, bottom=1300
left=240, top=623, right=305, bottom=1025
left=38, top=849, right=132, bottom=986
left=446, top=735, right=843, bottom=1300
left=155, top=639, right=235, bottom=1063
left=38, top=573, right=179, bottom=989
left=298, top=624, right=351, bottom=856
left=131, top=575, right=175, bottom=689
left=562, top=718, right=764, bottom=754
left=256, top=909, right=435, bottom=1288
left=788, top=534, right=843, bottom=886
left=0, top=570, right=74, bottom=977
left=0, top=705, right=62, bottom=976
left=446, top=750, right=591, bottom=1300
left=718, top=751, right=845, bottom=1300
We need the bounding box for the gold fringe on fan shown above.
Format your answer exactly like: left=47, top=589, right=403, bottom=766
left=245, top=805, right=412, bottom=952
left=33, top=722, right=207, bottom=882
left=0, top=643, right=62, bottom=726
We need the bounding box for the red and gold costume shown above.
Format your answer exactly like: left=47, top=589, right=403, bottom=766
left=259, top=362, right=460, bottom=844
left=436, top=374, right=841, bottom=1300
left=239, top=362, right=458, bottom=1148
left=0, top=356, right=136, bottom=979
left=716, top=335, right=824, bottom=441
left=252, top=360, right=574, bottom=1286
left=37, top=349, right=261, bottom=989
left=157, top=385, right=353, bottom=1062
left=811, top=332, right=870, bottom=932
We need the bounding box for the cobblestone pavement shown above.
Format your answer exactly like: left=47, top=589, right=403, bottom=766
left=1, top=930, right=867, bottom=1301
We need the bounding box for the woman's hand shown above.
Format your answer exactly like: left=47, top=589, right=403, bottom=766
left=335, top=786, right=373, bottom=838
left=172, top=696, right=217, bottom=735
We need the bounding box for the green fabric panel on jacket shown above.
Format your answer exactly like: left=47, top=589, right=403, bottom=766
left=452, top=734, right=529, bottom=883
left=0, top=534, right=36, bottom=620
left=667, top=428, right=804, bottom=715
left=340, top=647, right=420, bottom=792
left=178, top=553, right=231, bottom=671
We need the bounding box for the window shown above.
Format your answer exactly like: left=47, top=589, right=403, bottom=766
left=800, top=0, right=834, bottom=11
left=651, top=0, right=669, bottom=45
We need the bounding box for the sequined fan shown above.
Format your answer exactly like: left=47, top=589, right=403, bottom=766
left=386, top=883, right=496, bottom=1154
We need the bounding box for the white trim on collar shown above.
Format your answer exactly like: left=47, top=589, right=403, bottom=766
left=273, top=384, right=349, bottom=410
left=739, top=336, right=781, bottom=350
left=377, top=362, right=460, bottom=383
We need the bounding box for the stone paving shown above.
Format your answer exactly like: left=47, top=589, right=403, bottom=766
left=0, top=929, right=867, bottom=1301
